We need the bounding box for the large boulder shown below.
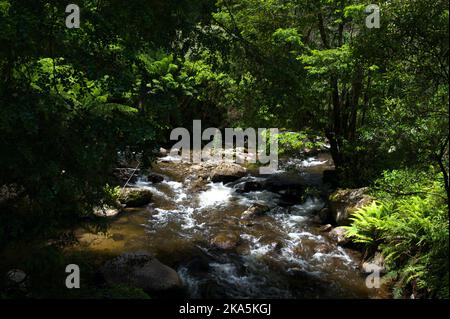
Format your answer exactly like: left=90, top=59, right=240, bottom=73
left=329, top=188, right=373, bottom=226
left=119, top=188, right=153, bottom=207
left=209, top=163, right=247, bottom=183
left=234, top=180, right=265, bottom=193
left=293, top=240, right=333, bottom=258
left=262, top=174, right=305, bottom=205
left=100, top=252, right=182, bottom=293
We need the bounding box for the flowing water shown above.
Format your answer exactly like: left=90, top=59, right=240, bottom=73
left=75, top=153, right=376, bottom=298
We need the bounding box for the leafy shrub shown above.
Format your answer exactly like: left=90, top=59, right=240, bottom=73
left=262, top=131, right=327, bottom=156
left=345, top=169, right=449, bottom=298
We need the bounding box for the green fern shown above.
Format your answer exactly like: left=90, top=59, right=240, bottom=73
left=345, top=169, right=449, bottom=298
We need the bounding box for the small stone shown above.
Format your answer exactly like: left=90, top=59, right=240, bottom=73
left=329, top=226, right=350, bottom=245
left=93, top=206, right=121, bottom=217
left=7, top=269, right=27, bottom=285
left=158, top=147, right=168, bottom=157
left=148, top=173, right=164, bottom=184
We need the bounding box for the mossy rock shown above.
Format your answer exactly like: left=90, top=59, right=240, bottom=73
left=329, top=188, right=373, bottom=226
left=119, top=188, right=153, bottom=207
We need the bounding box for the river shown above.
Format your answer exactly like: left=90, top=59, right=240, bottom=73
left=74, top=152, right=377, bottom=298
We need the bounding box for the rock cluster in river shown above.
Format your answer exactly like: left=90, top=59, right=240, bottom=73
left=93, top=188, right=154, bottom=218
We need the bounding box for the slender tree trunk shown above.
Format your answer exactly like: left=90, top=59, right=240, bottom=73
left=348, top=68, right=363, bottom=140
left=436, top=133, right=450, bottom=212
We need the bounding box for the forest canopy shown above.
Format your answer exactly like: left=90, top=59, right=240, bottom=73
left=0, top=0, right=448, bottom=299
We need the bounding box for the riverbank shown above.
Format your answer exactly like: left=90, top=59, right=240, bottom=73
left=63, top=150, right=389, bottom=299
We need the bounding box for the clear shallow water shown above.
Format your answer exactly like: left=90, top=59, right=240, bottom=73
left=75, top=154, right=376, bottom=298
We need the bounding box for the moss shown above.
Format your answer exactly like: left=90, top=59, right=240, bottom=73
left=119, top=189, right=153, bottom=207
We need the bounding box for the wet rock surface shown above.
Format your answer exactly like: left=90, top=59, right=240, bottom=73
left=93, top=205, right=121, bottom=218
left=329, top=226, right=350, bottom=246
left=211, top=232, right=241, bottom=250
left=119, top=188, right=153, bottom=207
left=209, top=162, right=247, bottom=183
left=240, top=203, right=271, bottom=220
left=329, top=188, right=373, bottom=226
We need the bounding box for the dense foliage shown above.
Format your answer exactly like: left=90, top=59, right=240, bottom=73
left=345, top=169, right=448, bottom=298
left=0, top=0, right=448, bottom=298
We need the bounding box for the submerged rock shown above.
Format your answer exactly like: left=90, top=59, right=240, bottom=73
left=183, top=256, right=211, bottom=276
left=119, top=188, right=153, bottom=207
left=329, top=188, right=373, bottom=226
left=211, top=232, right=241, bottom=250
left=293, top=240, right=333, bottom=258
left=93, top=205, right=121, bottom=217
left=329, top=226, right=350, bottom=245
left=263, top=174, right=304, bottom=192
left=277, top=188, right=304, bottom=205
left=241, top=203, right=271, bottom=220
left=189, top=177, right=208, bottom=192
left=234, top=180, right=265, bottom=193
left=209, top=163, right=247, bottom=183
left=100, top=252, right=182, bottom=293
